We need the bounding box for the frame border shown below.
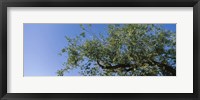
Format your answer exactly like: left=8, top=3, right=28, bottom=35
left=0, top=0, right=199, bottom=100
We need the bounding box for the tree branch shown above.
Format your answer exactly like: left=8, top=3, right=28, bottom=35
left=97, top=60, right=131, bottom=69
left=97, top=60, right=176, bottom=76
left=148, top=61, right=176, bottom=76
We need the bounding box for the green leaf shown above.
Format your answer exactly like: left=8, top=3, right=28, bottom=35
left=88, top=24, right=92, bottom=27
left=80, top=32, right=85, bottom=37
left=80, top=24, right=85, bottom=30
left=61, top=48, right=66, bottom=53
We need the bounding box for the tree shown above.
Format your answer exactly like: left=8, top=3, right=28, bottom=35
left=57, top=24, right=176, bottom=76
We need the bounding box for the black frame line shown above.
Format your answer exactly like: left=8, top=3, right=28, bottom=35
left=0, top=0, right=199, bottom=100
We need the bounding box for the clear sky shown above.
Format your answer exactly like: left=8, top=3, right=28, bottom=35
left=24, top=24, right=176, bottom=76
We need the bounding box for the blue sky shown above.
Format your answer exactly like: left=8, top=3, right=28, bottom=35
left=24, top=24, right=176, bottom=76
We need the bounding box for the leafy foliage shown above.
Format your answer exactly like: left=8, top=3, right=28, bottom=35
left=57, top=24, right=176, bottom=76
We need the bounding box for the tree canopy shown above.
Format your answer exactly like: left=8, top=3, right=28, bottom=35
left=57, top=24, right=176, bottom=76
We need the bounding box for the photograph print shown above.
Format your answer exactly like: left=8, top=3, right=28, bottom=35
left=24, top=24, right=176, bottom=76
